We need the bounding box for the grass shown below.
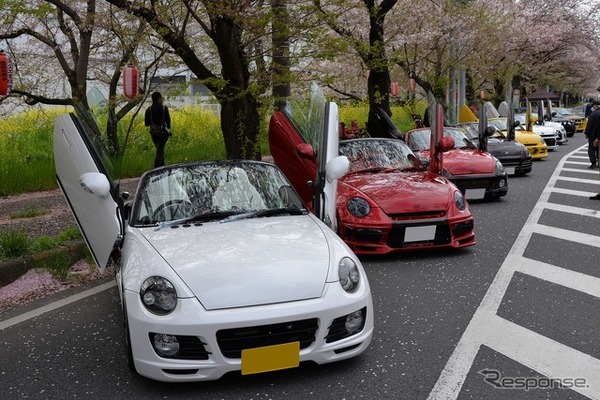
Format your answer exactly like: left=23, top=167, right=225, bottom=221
left=10, top=207, right=51, bottom=219
left=0, top=229, right=30, bottom=258
left=0, top=102, right=421, bottom=196
left=0, top=226, right=82, bottom=261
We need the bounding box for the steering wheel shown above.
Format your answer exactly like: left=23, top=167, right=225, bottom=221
left=153, top=200, right=193, bottom=221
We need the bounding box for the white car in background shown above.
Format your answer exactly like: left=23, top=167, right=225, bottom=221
left=514, top=113, right=564, bottom=149
left=53, top=110, right=374, bottom=382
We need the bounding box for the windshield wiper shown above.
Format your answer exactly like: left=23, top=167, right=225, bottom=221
left=346, top=166, right=389, bottom=175
left=220, top=207, right=307, bottom=223
left=154, top=210, right=239, bottom=230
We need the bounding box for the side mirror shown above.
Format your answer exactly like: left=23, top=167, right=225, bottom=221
left=325, top=155, right=349, bottom=183
left=552, top=111, right=557, bottom=117
left=79, top=172, right=110, bottom=199
left=484, top=126, right=496, bottom=137
left=512, top=121, right=521, bottom=128
left=296, top=143, right=315, bottom=159
left=440, top=136, right=455, bottom=152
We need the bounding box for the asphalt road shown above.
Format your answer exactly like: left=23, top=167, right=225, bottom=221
left=1, top=133, right=599, bottom=400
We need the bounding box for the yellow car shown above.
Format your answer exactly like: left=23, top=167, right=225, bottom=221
left=487, top=117, right=548, bottom=160
left=458, top=105, right=548, bottom=160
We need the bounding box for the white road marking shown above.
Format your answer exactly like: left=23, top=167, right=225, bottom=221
left=428, top=144, right=600, bottom=400
left=0, top=280, right=116, bottom=331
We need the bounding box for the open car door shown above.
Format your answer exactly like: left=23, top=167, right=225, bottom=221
left=53, top=114, right=122, bottom=272
left=269, top=82, right=347, bottom=230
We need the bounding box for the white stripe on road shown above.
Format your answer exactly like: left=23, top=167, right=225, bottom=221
left=527, top=223, right=600, bottom=248
left=556, top=176, right=600, bottom=185
left=551, top=187, right=598, bottom=198
left=541, top=202, right=600, bottom=218
left=517, top=257, right=600, bottom=299
left=0, top=280, right=116, bottom=331
left=428, top=144, right=600, bottom=400
left=484, top=315, right=600, bottom=400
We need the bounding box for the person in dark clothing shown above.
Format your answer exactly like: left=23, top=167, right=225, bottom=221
left=585, top=100, right=600, bottom=171
left=586, top=101, right=600, bottom=199
left=585, top=98, right=595, bottom=118
left=144, top=92, right=171, bottom=168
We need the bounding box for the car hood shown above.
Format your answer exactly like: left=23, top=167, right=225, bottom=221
left=531, top=125, right=556, bottom=136
left=341, top=171, right=452, bottom=213
left=138, top=216, right=330, bottom=310
left=488, top=140, right=523, bottom=158
left=418, top=148, right=495, bottom=175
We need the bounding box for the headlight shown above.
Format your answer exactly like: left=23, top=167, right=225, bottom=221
left=140, top=276, right=178, bottom=315
left=347, top=197, right=370, bottom=217
left=521, top=146, right=531, bottom=158
left=338, top=257, right=360, bottom=293
left=494, top=159, right=506, bottom=175
left=454, top=190, right=465, bottom=211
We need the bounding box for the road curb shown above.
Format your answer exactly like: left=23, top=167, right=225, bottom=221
left=0, top=241, right=87, bottom=287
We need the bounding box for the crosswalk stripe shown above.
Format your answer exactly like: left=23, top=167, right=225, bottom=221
left=516, top=256, right=600, bottom=298
left=428, top=143, right=600, bottom=400
left=527, top=223, right=600, bottom=248
left=483, top=315, right=600, bottom=399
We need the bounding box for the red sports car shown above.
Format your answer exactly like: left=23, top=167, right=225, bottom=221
left=268, top=91, right=475, bottom=255
left=404, top=127, right=509, bottom=201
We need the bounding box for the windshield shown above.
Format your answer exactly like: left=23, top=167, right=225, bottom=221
left=282, top=82, right=326, bottom=155
left=514, top=114, right=527, bottom=124
left=407, top=127, right=472, bottom=151
left=339, top=138, right=422, bottom=173
left=131, top=161, right=305, bottom=225
left=554, top=108, right=572, bottom=116
left=459, top=123, right=479, bottom=139
left=488, top=118, right=508, bottom=131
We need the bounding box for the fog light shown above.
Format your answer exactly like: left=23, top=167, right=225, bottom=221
left=345, top=310, right=364, bottom=335
left=499, top=179, right=506, bottom=188
left=153, top=333, right=180, bottom=357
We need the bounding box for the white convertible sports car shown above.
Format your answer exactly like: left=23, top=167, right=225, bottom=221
left=53, top=110, right=373, bottom=382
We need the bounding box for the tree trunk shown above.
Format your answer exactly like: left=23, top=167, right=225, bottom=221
left=271, top=0, right=290, bottom=111
left=219, top=94, right=261, bottom=160
left=365, top=5, right=392, bottom=138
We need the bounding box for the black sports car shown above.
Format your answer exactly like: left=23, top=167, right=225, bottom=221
left=459, top=123, right=532, bottom=176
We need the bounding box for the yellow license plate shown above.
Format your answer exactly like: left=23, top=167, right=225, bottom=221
left=241, top=342, right=300, bottom=375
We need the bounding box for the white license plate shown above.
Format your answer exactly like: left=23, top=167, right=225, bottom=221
left=505, top=166, right=516, bottom=175
left=405, top=225, right=437, bottom=242
left=465, top=188, right=486, bottom=200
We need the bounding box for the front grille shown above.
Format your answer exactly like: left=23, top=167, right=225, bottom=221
left=387, top=222, right=451, bottom=248
left=452, top=177, right=494, bottom=190
left=389, top=210, right=446, bottom=220
left=544, top=138, right=557, bottom=146
left=517, top=158, right=533, bottom=171
left=216, top=319, right=318, bottom=359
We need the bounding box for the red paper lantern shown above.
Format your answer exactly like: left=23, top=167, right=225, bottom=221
left=390, top=81, right=399, bottom=97
left=122, top=64, right=138, bottom=99
left=0, top=50, right=10, bottom=96
left=408, top=77, right=416, bottom=93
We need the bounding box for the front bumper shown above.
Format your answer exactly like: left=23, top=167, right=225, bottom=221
left=541, top=136, right=558, bottom=150
left=524, top=144, right=548, bottom=159
left=495, top=157, right=532, bottom=175
left=450, top=173, right=508, bottom=199
left=338, top=214, right=475, bottom=255
left=125, top=283, right=374, bottom=382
